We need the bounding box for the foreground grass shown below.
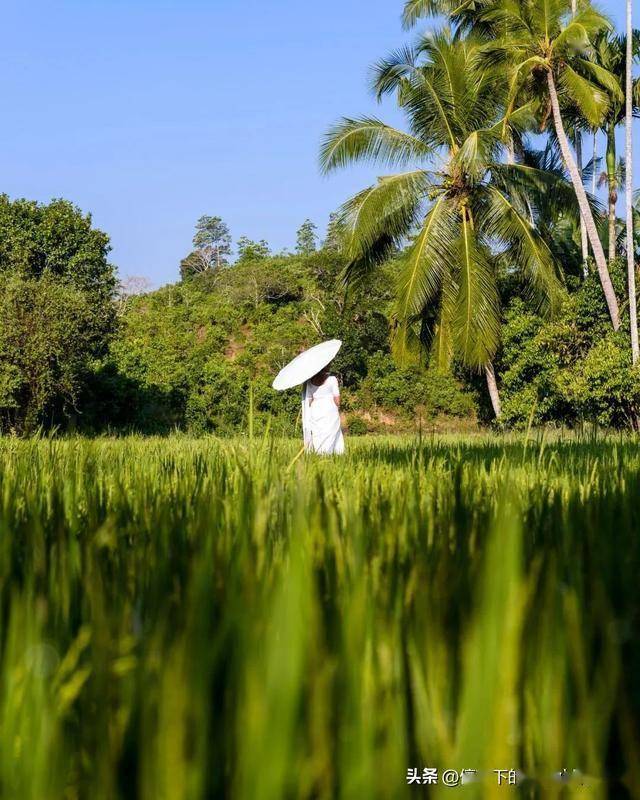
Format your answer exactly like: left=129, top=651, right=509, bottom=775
left=0, top=434, right=639, bottom=799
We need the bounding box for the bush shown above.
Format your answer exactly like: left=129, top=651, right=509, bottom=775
left=499, top=272, right=640, bottom=430
left=358, top=351, right=476, bottom=420
left=0, top=273, right=100, bottom=433
left=346, top=415, right=368, bottom=435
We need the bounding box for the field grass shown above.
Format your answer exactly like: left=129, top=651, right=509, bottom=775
left=0, top=434, right=639, bottom=799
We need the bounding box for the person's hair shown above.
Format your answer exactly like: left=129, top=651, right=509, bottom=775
left=310, top=367, right=329, bottom=384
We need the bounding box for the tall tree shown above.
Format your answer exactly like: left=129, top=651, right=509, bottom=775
left=0, top=195, right=116, bottom=343
left=627, top=0, right=639, bottom=362
left=482, top=0, right=623, bottom=329
left=321, top=32, right=565, bottom=417
left=0, top=197, right=118, bottom=433
left=236, top=237, right=270, bottom=263
left=296, top=219, right=318, bottom=255
left=585, top=32, right=640, bottom=265
left=181, top=215, right=232, bottom=280
left=570, top=0, right=590, bottom=273
left=323, top=212, right=348, bottom=253
left=193, top=215, right=232, bottom=268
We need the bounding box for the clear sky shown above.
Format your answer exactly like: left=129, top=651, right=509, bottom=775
left=0, top=0, right=630, bottom=287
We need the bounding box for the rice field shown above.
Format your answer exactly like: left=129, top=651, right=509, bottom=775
left=0, top=434, right=639, bottom=799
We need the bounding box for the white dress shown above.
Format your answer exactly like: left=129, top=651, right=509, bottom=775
left=301, top=375, right=345, bottom=455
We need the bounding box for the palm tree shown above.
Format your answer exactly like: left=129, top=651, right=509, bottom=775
left=480, top=0, right=623, bottom=329
left=320, top=32, right=563, bottom=417
left=402, top=0, right=493, bottom=31
left=626, top=1, right=639, bottom=362
left=519, top=142, right=602, bottom=277
left=585, top=32, right=640, bottom=265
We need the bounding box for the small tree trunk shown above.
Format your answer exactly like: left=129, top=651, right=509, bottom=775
left=575, top=133, right=589, bottom=274
left=626, top=0, right=639, bottom=364
left=606, top=123, right=618, bottom=264
left=485, top=362, right=502, bottom=419
left=547, top=70, right=621, bottom=330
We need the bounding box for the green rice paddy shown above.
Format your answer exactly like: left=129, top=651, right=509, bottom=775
left=0, top=434, right=639, bottom=799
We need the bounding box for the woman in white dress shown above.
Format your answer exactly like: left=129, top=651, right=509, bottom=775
left=301, top=368, right=345, bottom=455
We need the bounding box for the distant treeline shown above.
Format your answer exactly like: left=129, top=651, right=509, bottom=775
left=0, top=195, right=639, bottom=435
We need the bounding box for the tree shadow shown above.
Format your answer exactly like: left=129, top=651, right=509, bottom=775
left=73, top=362, right=185, bottom=434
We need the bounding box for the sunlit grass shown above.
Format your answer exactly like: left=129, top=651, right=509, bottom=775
left=0, top=434, right=638, bottom=799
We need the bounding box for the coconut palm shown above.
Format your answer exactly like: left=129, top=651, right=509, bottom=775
left=479, top=0, right=623, bottom=329
left=320, top=32, right=564, bottom=417
left=402, top=0, right=493, bottom=31
left=518, top=142, right=605, bottom=276
left=582, top=31, right=640, bottom=265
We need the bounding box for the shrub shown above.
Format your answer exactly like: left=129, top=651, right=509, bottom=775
left=346, top=415, right=368, bottom=435
left=499, top=273, right=640, bottom=430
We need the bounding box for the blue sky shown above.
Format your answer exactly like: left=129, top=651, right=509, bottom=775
left=0, top=0, right=630, bottom=286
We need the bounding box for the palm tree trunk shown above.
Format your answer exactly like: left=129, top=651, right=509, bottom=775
left=571, top=0, right=589, bottom=276
left=592, top=132, right=597, bottom=196
left=606, top=122, right=618, bottom=264
left=576, top=133, right=589, bottom=274
left=547, top=70, right=621, bottom=330
left=626, top=0, right=639, bottom=363
left=485, top=362, right=502, bottom=419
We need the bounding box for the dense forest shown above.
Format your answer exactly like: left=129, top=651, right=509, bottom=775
left=1, top=192, right=639, bottom=436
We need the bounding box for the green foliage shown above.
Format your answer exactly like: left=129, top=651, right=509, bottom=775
left=345, top=414, right=368, bottom=434
left=180, top=215, right=232, bottom=279
left=295, top=219, right=318, bottom=255
left=100, top=251, right=476, bottom=434
left=0, top=273, right=98, bottom=433
left=321, top=30, right=565, bottom=374
left=500, top=266, right=640, bottom=429
left=0, top=197, right=117, bottom=433
left=323, top=211, right=348, bottom=253
left=0, top=436, right=638, bottom=794
left=193, top=214, right=231, bottom=255
left=360, top=351, right=476, bottom=418
left=236, top=237, right=271, bottom=263
left=0, top=194, right=116, bottom=339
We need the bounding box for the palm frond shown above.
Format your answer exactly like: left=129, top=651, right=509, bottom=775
left=574, top=58, right=624, bottom=103
left=371, top=46, right=419, bottom=100
left=551, top=6, right=613, bottom=58
left=580, top=154, right=603, bottom=186
left=402, top=0, right=440, bottom=28
left=402, top=0, right=472, bottom=28
left=503, top=56, right=549, bottom=123
left=480, top=186, right=564, bottom=316
left=320, top=118, right=432, bottom=173
left=552, top=21, right=593, bottom=55
left=558, top=65, right=610, bottom=127
left=430, top=304, right=455, bottom=370
left=452, top=209, right=500, bottom=368
left=455, top=130, right=501, bottom=181
left=493, top=161, right=604, bottom=217
left=390, top=312, right=426, bottom=366
left=395, top=196, right=458, bottom=318
left=337, top=171, right=431, bottom=284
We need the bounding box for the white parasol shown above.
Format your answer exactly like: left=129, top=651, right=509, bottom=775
left=272, top=339, right=342, bottom=391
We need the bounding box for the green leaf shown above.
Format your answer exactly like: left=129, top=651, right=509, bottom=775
left=558, top=64, right=610, bottom=127
left=320, top=118, right=432, bottom=173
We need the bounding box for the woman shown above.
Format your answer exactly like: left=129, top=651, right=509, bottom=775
left=301, top=368, right=345, bottom=455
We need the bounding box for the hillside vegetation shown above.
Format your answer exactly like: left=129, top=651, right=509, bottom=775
left=92, top=252, right=478, bottom=436
left=3, top=194, right=640, bottom=435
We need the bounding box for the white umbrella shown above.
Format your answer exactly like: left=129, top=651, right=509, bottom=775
left=272, top=339, right=342, bottom=391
